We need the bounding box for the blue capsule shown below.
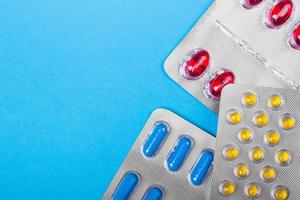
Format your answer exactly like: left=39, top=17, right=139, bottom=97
left=143, top=186, right=164, bottom=200
left=143, top=122, right=169, bottom=157
left=166, top=136, right=193, bottom=172
left=189, top=150, right=214, bottom=186
left=112, top=172, right=139, bottom=200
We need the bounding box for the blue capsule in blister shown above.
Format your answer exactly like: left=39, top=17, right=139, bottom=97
left=143, top=186, right=164, bottom=200
left=112, top=172, right=139, bottom=200
left=166, top=136, right=193, bottom=172
left=142, top=122, right=169, bottom=157
left=189, top=150, right=214, bottom=186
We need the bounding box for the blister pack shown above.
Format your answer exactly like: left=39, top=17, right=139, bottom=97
left=164, top=1, right=298, bottom=113
left=210, top=84, right=300, bottom=199
left=103, top=109, right=215, bottom=200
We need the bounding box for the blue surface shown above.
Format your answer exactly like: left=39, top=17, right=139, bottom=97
left=0, top=0, right=216, bottom=199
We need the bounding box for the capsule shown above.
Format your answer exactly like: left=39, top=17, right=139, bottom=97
left=289, top=22, right=300, bottom=50
left=244, top=183, right=261, bottom=198
left=204, top=69, right=235, bottom=100
left=279, top=113, right=296, bottom=130
left=112, top=172, right=139, bottom=200
left=189, top=150, right=214, bottom=186
left=226, top=109, right=243, bottom=125
left=241, top=0, right=264, bottom=9
left=180, top=48, right=210, bottom=80
left=275, top=149, right=292, bottom=166
left=222, top=145, right=239, bottom=161
left=265, top=0, right=294, bottom=29
left=264, top=131, right=281, bottom=147
left=249, top=147, right=264, bottom=163
left=252, top=111, right=269, bottom=127
left=268, top=94, right=283, bottom=110
left=271, top=185, right=289, bottom=200
left=218, top=180, right=236, bottom=196
left=143, top=186, right=164, bottom=200
left=237, top=128, right=253, bottom=143
left=261, top=166, right=277, bottom=182
left=241, top=92, right=257, bottom=108
left=234, top=163, right=249, bottom=179
left=166, top=136, right=193, bottom=172
left=143, top=122, right=169, bottom=157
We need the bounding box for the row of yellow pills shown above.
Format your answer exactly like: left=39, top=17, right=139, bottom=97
left=241, top=92, right=283, bottom=110
left=219, top=181, right=289, bottom=200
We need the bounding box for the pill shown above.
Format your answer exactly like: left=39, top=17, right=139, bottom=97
left=237, top=128, right=253, bottom=143
left=204, top=68, right=235, bottom=100
left=180, top=48, right=210, bottom=80
left=166, top=136, right=193, bottom=172
left=265, top=0, right=294, bottom=29
left=279, top=114, right=296, bottom=130
left=241, top=0, right=264, bottom=9
left=244, top=183, right=261, bottom=198
left=222, top=145, right=239, bottom=161
left=253, top=112, right=269, bottom=127
left=143, top=186, right=164, bottom=200
left=241, top=92, right=257, bottom=108
left=143, top=122, right=169, bottom=157
left=112, top=172, right=139, bottom=200
left=268, top=95, right=283, bottom=110
left=261, top=166, right=276, bottom=182
left=226, top=109, right=242, bottom=125
left=249, top=147, right=264, bottom=163
left=289, top=22, right=300, bottom=50
left=218, top=181, right=236, bottom=196
left=265, top=131, right=281, bottom=146
left=234, top=163, right=249, bottom=179
left=272, top=185, right=289, bottom=200
left=275, top=149, right=292, bottom=166
left=189, top=150, right=214, bottom=186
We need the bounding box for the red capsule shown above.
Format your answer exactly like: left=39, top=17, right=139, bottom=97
left=204, top=69, right=235, bottom=100
left=289, top=22, right=300, bottom=50
left=241, top=0, right=264, bottom=9
left=180, top=48, right=210, bottom=80
left=265, top=0, right=294, bottom=29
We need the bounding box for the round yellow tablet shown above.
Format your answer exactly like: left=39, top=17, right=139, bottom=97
left=245, top=183, right=261, bottom=198
left=253, top=112, right=269, bottom=127
left=265, top=131, right=281, bottom=146
left=279, top=114, right=296, bottom=130
left=234, top=163, right=249, bottom=179
left=268, top=95, right=283, bottom=110
left=276, top=150, right=292, bottom=166
left=249, top=147, right=264, bottom=163
left=238, top=128, right=253, bottom=143
left=261, top=166, right=276, bottom=182
left=242, top=92, right=257, bottom=107
left=272, top=186, right=289, bottom=200
left=219, top=181, right=236, bottom=196
left=226, top=109, right=242, bottom=125
left=223, top=145, right=239, bottom=161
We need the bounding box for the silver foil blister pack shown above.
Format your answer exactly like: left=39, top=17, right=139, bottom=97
left=210, top=84, right=300, bottom=199
left=103, top=109, right=215, bottom=200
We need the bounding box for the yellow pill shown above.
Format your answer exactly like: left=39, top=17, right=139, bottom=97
left=219, top=181, right=236, bottom=196
left=223, top=146, right=239, bottom=160
left=253, top=112, right=269, bottom=127
left=242, top=92, right=257, bottom=107
left=261, top=167, right=276, bottom=182
left=276, top=150, right=292, bottom=166
left=245, top=183, right=261, bottom=198
left=272, top=186, right=289, bottom=200
left=234, top=164, right=249, bottom=178
left=268, top=95, right=282, bottom=110
left=250, top=147, right=264, bottom=162
left=226, top=110, right=242, bottom=125
left=280, top=114, right=296, bottom=130
left=238, top=128, right=253, bottom=143
left=265, top=131, right=281, bottom=146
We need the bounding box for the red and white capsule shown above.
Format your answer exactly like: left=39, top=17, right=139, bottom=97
left=240, top=0, right=264, bottom=9
left=204, top=69, right=235, bottom=101
left=289, top=22, right=300, bottom=50
left=264, top=0, right=294, bottom=29
left=179, top=48, right=210, bottom=80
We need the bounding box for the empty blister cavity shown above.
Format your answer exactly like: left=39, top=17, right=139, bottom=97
left=143, top=186, right=164, bottom=200
left=244, top=182, right=261, bottom=198
left=179, top=48, right=210, bottom=80
left=264, top=0, right=294, bottom=29
left=240, top=0, right=264, bottom=9
left=142, top=121, right=170, bottom=157
left=289, top=21, right=300, bottom=50
left=218, top=180, right=236, bottom=196
left=204, top=68, right=235, bottom=101
left=271, top=185, right=289, bottom=200
left=112, top=172, right=140, bottom=200
left=189, top=150, right=214, bottom=186
left=166, top=136, right=193, bottom=172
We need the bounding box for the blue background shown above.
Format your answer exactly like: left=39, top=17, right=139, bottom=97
left=0, top=0, right=216, bottom=199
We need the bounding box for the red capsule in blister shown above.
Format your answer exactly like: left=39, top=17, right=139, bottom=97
left=204, top=69, right=235, bottom=101
left=289, top=22, right=300, bottom=50
left=180, top=48, right=210, bottom=80
left=265, top=0, right=294, bottom=29
left=241, top=0, right=264, bottom=9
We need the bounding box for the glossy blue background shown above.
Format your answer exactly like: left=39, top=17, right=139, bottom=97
left=0, top=0, right=216, bottom=199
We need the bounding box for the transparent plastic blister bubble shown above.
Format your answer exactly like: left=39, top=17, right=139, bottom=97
left=164, top=2, right=294, bottom=113
left=210, top=84, right=300, bottom=200
left=102, top=109, right=215, bottom=200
